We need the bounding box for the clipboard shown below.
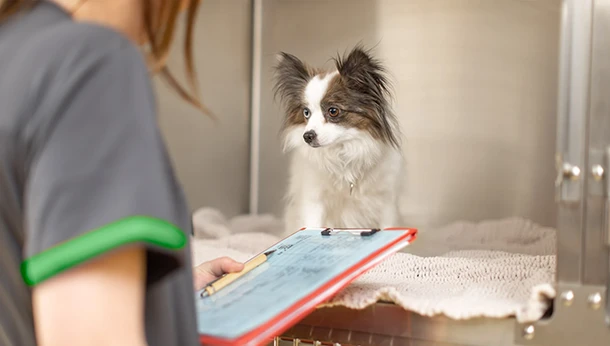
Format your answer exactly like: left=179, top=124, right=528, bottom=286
left=196, top=226, right=418, bottom=346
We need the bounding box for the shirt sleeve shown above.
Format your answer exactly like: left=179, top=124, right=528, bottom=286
left=23, top=42, right=191, bottom=287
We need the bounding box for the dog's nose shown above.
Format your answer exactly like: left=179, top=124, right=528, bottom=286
left=303, top=130, right=317, bottom=144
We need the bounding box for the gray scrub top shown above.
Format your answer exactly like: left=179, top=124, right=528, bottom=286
left=0, top=1, right=199, bottom=345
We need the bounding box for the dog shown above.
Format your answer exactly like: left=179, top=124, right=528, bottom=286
left=272, top=45, right=405, bottom=235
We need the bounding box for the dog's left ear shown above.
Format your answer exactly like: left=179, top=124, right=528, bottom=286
left=335, top=46, right=401, bottom=148
left=335, top=46, right=389, bottom=95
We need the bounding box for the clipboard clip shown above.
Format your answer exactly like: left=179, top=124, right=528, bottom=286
left=321, top=228, right=380, bottom=237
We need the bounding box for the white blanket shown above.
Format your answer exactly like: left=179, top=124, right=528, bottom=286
left=190, top=208, right=556, bottom=323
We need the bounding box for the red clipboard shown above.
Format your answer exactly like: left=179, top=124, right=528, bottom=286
left=199, top=227, right=417, bottom=346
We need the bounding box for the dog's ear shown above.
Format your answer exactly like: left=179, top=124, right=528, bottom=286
left=273, top=52, right=313, bottom=107
left=334, top=45, right=390, bottom=97
left=334, top=46, right=400, bottom=148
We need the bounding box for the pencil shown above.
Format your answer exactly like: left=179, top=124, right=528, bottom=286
left=200, top=249, right=276, bottom=298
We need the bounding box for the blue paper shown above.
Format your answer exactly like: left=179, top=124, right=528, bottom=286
left=195, top=228, right=412, bottom=340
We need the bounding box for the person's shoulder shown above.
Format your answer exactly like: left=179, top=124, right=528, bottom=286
left=20, top=21, right=156, bottom=129
left=28, top=20, right=147, bottom=76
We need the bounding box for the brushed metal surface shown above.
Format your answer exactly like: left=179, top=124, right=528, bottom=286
left=279, top=304, right=517, bottom=346
left=156, top=0, right=253, bottom=217
left=582, top=0, right=610, bottom=285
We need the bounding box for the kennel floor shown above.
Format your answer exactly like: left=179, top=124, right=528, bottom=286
left=274, top=237, right=521, bottom=346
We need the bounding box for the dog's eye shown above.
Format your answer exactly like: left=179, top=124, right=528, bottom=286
left=328, top=107, right=340, bottom=117
left=303, top=108, right=311, bottom=119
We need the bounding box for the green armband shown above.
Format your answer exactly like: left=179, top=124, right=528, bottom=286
left=21, top=216, right=187, bottom=286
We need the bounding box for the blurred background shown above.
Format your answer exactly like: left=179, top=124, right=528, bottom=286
left=155, top=0, right=561, bottom=231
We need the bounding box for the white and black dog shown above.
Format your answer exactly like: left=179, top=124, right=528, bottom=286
left=273, top=45, right=405, bottom=234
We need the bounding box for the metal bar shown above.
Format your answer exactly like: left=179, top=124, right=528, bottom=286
left=606, top=146, right=610, bottom=317
left=248, top=0, right=264, bottom=214
left=555, top=0, right=593, bottom=285
left=583, top=0, right=610, bottom=285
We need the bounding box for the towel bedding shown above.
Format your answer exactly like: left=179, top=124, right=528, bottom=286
left=190, top=208, right=556, bottom=323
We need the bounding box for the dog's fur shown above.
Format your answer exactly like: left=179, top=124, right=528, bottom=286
left=273, top=45, right=404, bottom=234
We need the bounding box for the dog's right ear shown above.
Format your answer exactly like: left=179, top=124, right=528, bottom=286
left=272, top=52, right=312, bottom=107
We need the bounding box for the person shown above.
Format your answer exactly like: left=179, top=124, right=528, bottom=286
left=0, top=0, right=245, bottom=345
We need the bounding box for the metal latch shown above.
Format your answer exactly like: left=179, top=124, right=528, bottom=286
left=555, top=153, right=582, bottom=202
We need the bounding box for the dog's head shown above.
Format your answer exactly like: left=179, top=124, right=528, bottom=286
left=273, top=45, right=400, bottom=151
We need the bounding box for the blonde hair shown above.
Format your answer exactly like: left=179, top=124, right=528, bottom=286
left=0, top=0, right=211, bottom=117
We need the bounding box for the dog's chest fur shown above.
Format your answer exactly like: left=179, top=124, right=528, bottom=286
left=285, top=139, right=403, bottom=231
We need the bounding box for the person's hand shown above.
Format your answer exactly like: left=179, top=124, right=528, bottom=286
left=193, top=257, right=244, bottom=291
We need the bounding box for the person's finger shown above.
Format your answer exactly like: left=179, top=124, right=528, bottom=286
left=208, top=257, right=244, bottom=277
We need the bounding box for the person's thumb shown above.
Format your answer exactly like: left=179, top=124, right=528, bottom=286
left=211, top=257, right=244, bottom=276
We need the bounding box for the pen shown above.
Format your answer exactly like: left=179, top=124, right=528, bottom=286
left=200, top=249, right=276, bottom=298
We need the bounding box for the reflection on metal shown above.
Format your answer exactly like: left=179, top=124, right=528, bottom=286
left=591, top=165, right=604, bottom=181
left=522, top=325, right=535, bottom=341
left=560, top=290, right=574, bottom=306
left=588, top=292, right=603, bottom=310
